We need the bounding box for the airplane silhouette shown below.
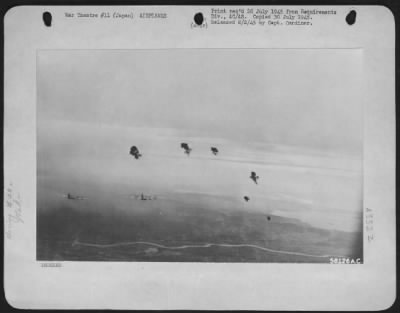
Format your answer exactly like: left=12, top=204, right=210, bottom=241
left=211, top=147, right=219, bottom=156
left=181, top=143, right=192, bottom=156
left=65, top=193, right=86, bottom=200
left=250, top=171, right=259, bottom=184
left=130, top=146, right=142, bottom=159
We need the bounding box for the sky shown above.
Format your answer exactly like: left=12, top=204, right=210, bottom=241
left=37, top=49, right=363, bottom=156
left=37, top=49, right=363, bottom=232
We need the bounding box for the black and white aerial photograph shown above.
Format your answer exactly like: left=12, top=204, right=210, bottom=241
left=37, top=49, right=363, bottom=263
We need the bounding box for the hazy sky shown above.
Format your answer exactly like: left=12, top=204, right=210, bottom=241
left=38, top=49, right=363, bottom=156
left=37, top=49, right=363, bottom=231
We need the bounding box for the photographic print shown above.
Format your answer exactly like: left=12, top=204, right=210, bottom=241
left=37, top=49, right=363, bottom=263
